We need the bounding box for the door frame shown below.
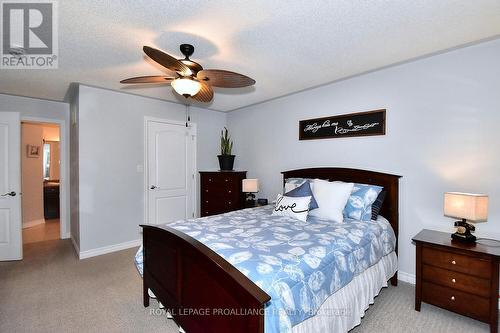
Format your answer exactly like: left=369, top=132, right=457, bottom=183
left=143, top=117, right=197, bottom=225
left=21, top=116, right=69, bottom=240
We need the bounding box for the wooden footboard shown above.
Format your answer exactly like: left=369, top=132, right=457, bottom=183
left=141, top=224, right=271, bottom=333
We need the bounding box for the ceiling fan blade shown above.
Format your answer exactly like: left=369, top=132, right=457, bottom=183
left=120, top=76, right=176, bottom=84
left=191, top=81, right=214, bottom=103
left=197, top=69, right=255, bottom=88
left=143, top=46, right=191, bottom=75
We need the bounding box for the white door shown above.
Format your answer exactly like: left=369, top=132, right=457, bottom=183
left=0, top=112, right=22, bottom=261
left=146, top=120, right=196, bottom=224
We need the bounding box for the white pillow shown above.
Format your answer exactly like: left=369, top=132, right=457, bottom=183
left=309, top=179, right=354, bottom=222
left=272, top=194, right=311, bottom=221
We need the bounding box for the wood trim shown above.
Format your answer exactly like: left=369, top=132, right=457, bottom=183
left=415, top=242, right=422, bottom=311
left=141, top=224, right=270, bottom=333
left=490, top=259, right=499, bottom=333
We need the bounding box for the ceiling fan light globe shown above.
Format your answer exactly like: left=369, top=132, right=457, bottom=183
left=171, top=78, right=202, bottom=97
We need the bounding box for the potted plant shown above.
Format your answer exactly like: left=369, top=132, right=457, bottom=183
left=218, top=127, right=235, bottom=171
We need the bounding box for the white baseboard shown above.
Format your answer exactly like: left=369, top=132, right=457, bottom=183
left=22, top=219, right=45, bottom=229
left=79, top=239, right=141, bottom=260
left=61, top=232, right=70, bottom=239
left=397, top=271, right=416, bottom=284
left=397, top=270, right=500, bottom=309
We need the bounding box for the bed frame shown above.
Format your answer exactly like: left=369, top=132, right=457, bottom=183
left=140, top=167, right=401, bottom=333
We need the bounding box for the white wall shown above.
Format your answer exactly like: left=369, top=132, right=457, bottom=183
left=0, top=94, right=70, bottom=238
left=227, top=38, right=500, bottom=279
left=76, top=85, right=226, bottom=253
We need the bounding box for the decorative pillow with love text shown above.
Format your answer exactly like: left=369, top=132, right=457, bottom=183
left=272, top=194, right=312, bottom=221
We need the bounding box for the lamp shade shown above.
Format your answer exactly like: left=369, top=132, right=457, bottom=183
left=242, top=179, right=259, bottom=193
left=171, top=78, right=202, bottom=97
left=444, top=192, right=488, bottom=222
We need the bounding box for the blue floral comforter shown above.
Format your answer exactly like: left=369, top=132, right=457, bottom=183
left=135, top=205, right=396, bottom=333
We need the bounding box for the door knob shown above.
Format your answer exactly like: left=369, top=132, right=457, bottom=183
left=1, top=191, right=16, bottom=197
left=150, top=185, right=157, bottom=190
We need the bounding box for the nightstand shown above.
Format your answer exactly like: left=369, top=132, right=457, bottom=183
left=413, top=229, right=500, bottom=333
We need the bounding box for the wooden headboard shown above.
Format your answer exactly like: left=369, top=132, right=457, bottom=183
left=282, top=167, right=402, bottom=256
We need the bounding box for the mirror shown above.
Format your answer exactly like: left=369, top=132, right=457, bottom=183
left=43, top=140, right=60, bottom=181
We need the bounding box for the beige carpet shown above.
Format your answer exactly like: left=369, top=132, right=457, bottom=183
left=0, top=239, right=492, bottom=333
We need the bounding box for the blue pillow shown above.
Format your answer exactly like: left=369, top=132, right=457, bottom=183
left=371, top=190, right=386, bottom=220
left=343, top=183, right=383, bottom=221
left=285, top=181, right=319, bottom=210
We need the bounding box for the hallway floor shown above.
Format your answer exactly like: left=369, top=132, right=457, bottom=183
left=22, top=219, right=60, bottom=244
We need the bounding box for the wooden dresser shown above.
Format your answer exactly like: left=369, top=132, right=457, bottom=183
left=199, top=171, right=246, bottom=217
left=43, top=182, right=60, bottom=219
left=413, top=229, right=500, bottom=333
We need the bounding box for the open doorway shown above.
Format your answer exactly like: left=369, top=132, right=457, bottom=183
left=21, top=121, right=61, bottom=245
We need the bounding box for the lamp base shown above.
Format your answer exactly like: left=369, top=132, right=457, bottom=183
left=451, top=232, right=476, bottom=243
left=245, top=199, right=256, bottom=208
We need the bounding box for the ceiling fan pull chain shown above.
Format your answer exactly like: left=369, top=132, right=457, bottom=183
left=185, top=104, right=191, bottom=127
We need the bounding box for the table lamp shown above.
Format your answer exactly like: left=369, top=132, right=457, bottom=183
left=444, top=192, right=488, bottom=243
left=242, top=179, right=259, bottom=207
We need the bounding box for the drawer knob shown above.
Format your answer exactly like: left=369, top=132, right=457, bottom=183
left=228, top=190, right=232, bottom=193
left=225, top=179, right=229, bottom=182
left=209, top=178, right=212, bottom=182
left=451, top=260, right=456, bottom=265
left=205, top=190, right=209, bottom=193
left=205, top=200, right=209, bottom=203
left=450, top=296, right=455, bottom=301
left=228, top=201, right=232, bottom=205
left=451, top=278, right=456, bottom=283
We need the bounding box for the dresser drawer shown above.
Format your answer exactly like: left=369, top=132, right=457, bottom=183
left=422, top=282, right=490, bottom=322
left=422, top=246, right=491, bottom=279
left=201, top=202, right=237, bottom=217
left=201, top=187, right=237, bottom=198
left=201, top=198, right=238, bottom=210
left=422, top=264, right=490, bottom=298
left=201, top=175, right=239, bottom=188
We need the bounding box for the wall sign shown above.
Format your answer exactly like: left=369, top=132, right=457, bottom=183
left=299, top=109, right=386, bottom=140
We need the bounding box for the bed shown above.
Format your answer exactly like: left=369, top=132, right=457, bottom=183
left=138, top=167, right=401, bottom=333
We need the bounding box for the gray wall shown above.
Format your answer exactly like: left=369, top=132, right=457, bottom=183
left=76, top=85, right=226, bottom=252
left=227, top=38, right=500, bottom=279
left=69, top=87, right=80, bottom=249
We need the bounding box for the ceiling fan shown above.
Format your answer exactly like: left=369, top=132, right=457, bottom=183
left=120, top=44, right=256, bottom=103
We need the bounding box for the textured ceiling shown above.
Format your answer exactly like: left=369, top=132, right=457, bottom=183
left=1, top=0, right=500, bottom=112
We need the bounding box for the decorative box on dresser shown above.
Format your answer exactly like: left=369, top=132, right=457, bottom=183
left=200, top=171, right=246, bottom=217
left=413, top=229, right=500, bottom=333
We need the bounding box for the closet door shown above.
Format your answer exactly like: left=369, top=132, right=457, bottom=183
left=146, top=120, right=196, bottom=224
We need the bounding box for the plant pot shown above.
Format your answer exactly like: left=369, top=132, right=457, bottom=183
left=218, top=155, right=235, bottom=171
